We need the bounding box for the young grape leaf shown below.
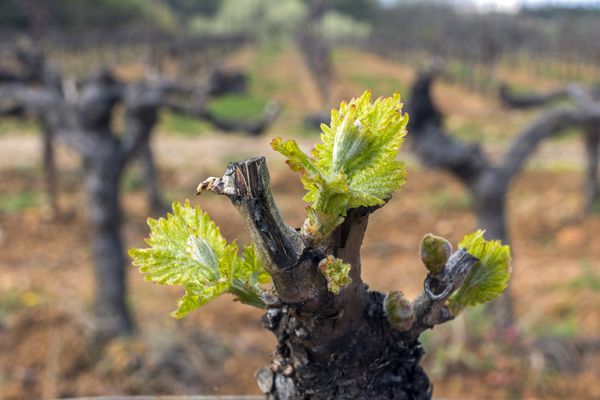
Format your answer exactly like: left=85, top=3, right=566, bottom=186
left=271, top=90, right=408, bottom=240
left=129, top=200, right=270, bottom=318
left=447, top=230, right=511, bottom=314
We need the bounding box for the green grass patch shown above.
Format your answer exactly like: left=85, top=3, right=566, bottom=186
left=291, top=121, right=321, bottom=138
left=348, top=73, right=407, bottom=98
left=206, top=94, right=268, bottom=122
left=122, top=168, right=145, bottom=193
left=249, top=44, right=297, bottom=97
left=590, top=200, right=600, bottom=215
left=0, top=191, right=39, bottom=213
left=253, top=43, right=285, bottom=68
left=0, top=118, right=38, bottom=135
left=158, top=110, right=211, bottom=136
left=159, top=93, right=271, bottom=135
left=531, top=313, right=578, bottom=339
left=429, top=188, right=471, bottom=213
left=219, top=151, right=264, bottom=168
left=452, top=119, right=482, bottom=142
left=569, top=260, right=600, bottom=292
left=552, top=126, right=582, bottom=142
left=501, top=82, right=542, bottom=95
left=445, top=60, right=472, bottom=80
left=463, top=304, right=494, bottom=337
left=0, top=287, right=42, bottom=323
left=0, top=288, right=23, bottom=322
left=545, top=160, right=581, bottom=173
left=331, top=47, right=355, bottom=64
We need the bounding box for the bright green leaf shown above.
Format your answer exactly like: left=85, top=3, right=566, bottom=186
left=129, top=200, right=270, bottom=318
left=447, top=230, right=511, bottom=314
left=271, top=90, right=408, bottom=240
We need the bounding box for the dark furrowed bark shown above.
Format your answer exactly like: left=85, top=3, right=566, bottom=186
left=200, top=158, right=484, bottom=399
left=472, top=172, right=515, bottom=332
left=84, top=144, right=133, bottom=338
left=139, top=141, right=164, bottom=214
left=7, top=51, right=63, bottom=217
left=40, top=122, right=59, bottom=217
left=498, top=82, right=600, bottom=213
left=297, top=0, right=332, bottom=106
left=499, top=83, right=570, bottom=109
left=584, top=124, right=600, bottom=212
left=260, top=234, right=478, bottom=398
left=406, top=71, right=489, bottom=186
left=76, top=77, right=135, bottom=338
left=121, top=83, right=165, bottom=214
left=260, top=217, right=433, bottom=399
left=497, top=106, right=600, bottom=185
left=471, top=171, right=509, bottom=243
left=261, top=292, right=432, bottom=400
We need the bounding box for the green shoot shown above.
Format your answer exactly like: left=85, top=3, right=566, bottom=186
left=272, top=90, right=408, bottom=240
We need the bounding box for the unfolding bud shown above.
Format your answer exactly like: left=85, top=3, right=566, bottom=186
left=303, top=207, right=345, bottom=242
left=383, top=290, right=415, bottom=332
left=419, top=233, right=452, bottom=275
left=318, top=255, right=352, bottom=295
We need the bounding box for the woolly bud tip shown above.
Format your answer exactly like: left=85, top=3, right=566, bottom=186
left=318, top=256, right=352, bottom=295
left=419, top=233, right=452, bottom=275
left=383, top=290, right=415, bottom=332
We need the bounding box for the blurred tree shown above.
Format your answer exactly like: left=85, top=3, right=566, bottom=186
left=188, top=0, right=371, bottom=45
left=53, top=0, right=177, bottom=32
left=189, top=0, right=307, bottom=41
left=0, top=0, right=178, bottom=35
left=0, top=0, right=30, bottom=30
left=162, top=0, right=220, bottom=22
left=328, top=0, right=379, bottom=21
left=317, top=10, right=370, bottom=43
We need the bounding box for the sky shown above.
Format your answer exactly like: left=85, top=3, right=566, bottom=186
left=473, top=0, right=600, bottom=10
left=380, top=0, right=600, bottom=11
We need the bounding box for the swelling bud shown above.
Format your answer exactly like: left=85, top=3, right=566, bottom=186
left=419, top=233, right=452, bottom=275
left=383, top=290, right=415, bottom=332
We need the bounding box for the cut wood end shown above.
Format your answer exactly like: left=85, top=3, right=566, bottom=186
left=195, top=177, right=220, bottom=195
